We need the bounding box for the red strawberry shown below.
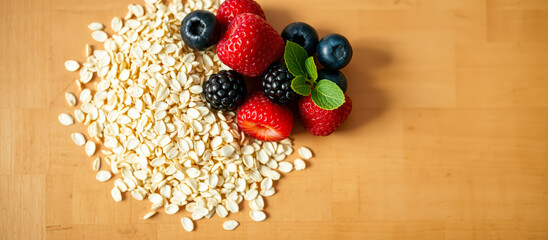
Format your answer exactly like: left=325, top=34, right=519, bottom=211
left=237, top=91, right=293, bottom=142
left=298, top=95, right=352, bottom=136
left=217, top=13, right=284, bottom=77
left=216, top=0, right=266, bottom=31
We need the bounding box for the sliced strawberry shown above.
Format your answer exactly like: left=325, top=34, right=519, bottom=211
left=237, top=91, right=293, bottom=142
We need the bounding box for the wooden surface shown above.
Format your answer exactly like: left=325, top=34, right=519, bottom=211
left=1, top=0, right=548, bottom=239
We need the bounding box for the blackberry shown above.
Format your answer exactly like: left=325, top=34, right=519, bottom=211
left=261, top=62, right=296, bottom=104
left=203, top=70, right=247, bottom=111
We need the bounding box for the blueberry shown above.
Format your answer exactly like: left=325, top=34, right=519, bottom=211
left=316, top=33, right=353, bottom=70
left=318, top=69, right=347, bottom=93
left=180, top=10, right=221, bottom=51
left=281, top=22, right=319, bottom=56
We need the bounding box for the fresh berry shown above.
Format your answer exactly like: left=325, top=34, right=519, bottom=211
left=261, top=62, right=296, bottom=104
left=316, top=33, right=353, bottom=70
left=203, top=70, right=247, bottom=111
left=237, top=91, right=293, bottom=141
left=217, top=13, right=285, bottom=77
left=180, top=10, right=221, bottom=51
left=317, top=69, right=347, bottom=93
left=298, top=94, right=352, bottom=136
left=281, top=22, right=319, bottom=56
left=216, top=0, right=265, bottom=31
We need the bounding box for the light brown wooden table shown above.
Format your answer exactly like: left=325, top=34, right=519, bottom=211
left=1, top=0, right=548, bottom=239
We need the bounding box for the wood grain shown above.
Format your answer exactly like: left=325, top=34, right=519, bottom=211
left=1, top=0, right=548, bottom=239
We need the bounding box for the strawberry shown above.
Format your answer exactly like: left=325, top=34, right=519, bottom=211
left=237, top=91, right=293, bottom=142
left=217, top=13, right=284, bottom=77
left=216, top=0, right=266, bottom=31
left=298, top=95, right=352, bottom=136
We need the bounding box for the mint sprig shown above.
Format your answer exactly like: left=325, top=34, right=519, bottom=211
left=284, top=41, right=308, bottom=77
left=284, top=41, right=345, bottom=110
left=291, top=76, right=311, bottom=96
left=305, top=57, right=317, bottom=82
left=311, top=80, right=345, bottom=110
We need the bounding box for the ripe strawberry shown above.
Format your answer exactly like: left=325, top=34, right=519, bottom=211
left=216, top=0, right=266, bottom=31
left=217, top=13, right=284, bottom=77
left=298, top=95, right=352, bottom=136
left=237, top=91, right=293, bottom=142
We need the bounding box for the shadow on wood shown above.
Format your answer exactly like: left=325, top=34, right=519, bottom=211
left=321, top=40, right=392, bottom=133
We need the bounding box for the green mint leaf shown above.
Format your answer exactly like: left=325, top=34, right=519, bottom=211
left=284, top=41, right=308, bottom=77
left=291, top=76, right=312, bottom=96
left=304, top=57, right=318, bottom=82
left=311, top=79, right=345, bottom=110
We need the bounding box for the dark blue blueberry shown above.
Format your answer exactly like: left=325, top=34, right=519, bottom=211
left=318, top=69, right=347, bottom=93
left=281, top=22, right=319, bottom=56
left=180, top=10, right=220, bottom=51
left=316, top=33, right=353, bottom=70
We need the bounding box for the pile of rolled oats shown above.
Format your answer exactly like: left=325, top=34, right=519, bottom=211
left=59, top=0, right=313, bottom=232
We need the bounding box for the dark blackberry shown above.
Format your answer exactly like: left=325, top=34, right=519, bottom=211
left=203, top=70, right=247, bottom=111
left=261, top=62, right=296, bottom=104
